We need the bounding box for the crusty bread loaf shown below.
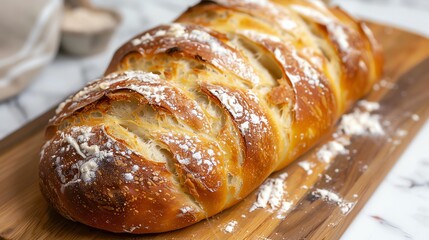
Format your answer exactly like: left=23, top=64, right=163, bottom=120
left=39, top=0, right=382, bottom=234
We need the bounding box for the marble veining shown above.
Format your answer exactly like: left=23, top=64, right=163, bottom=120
left=370, top=215, right=413, bottom=239
left=0, top=0, right=428, bottom=239
left=343, top=120, right=429, bottom=240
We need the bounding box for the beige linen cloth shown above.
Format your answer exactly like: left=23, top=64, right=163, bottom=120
left=0, top=0, right=62, bottom=100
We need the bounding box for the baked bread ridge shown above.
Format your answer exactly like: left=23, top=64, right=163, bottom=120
left=39, top=0, right=382, bottom=234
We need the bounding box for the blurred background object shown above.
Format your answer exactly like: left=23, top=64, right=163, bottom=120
left=0, top=0, right=62, bottom=100
left=0, top=0, right=122, bottom=102
left=61, top=0, right=121, bottom=56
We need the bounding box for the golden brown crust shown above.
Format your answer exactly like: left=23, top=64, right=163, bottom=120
left=39, top=0, right=382, bottom=234
left=237, top=31, right=337, bottom=168
left=40, top=125, right=204, bottom=233
left=156, top=132, right=228, bottom=216
left=201, top=83, right=278, bottom=194
left=49, top=72, right=210, bottom=133
left=105, top=24, right=261, bottom=86
left=282, top=0, right=382, bottom=111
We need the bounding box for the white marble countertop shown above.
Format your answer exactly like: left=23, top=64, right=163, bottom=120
left=0, top=0, right=428, bottom=239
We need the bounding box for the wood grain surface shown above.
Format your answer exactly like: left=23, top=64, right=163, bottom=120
left=1, top=22, right=429, bottom=240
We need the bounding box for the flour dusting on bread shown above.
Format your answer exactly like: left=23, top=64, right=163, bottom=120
left=39, top=0, right=382, bottom=233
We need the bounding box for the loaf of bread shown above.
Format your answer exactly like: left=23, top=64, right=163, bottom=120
left=39, top=0, right=382, bottom=234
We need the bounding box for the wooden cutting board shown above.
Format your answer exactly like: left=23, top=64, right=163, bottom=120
left=1, top=22, right=429, bottom=240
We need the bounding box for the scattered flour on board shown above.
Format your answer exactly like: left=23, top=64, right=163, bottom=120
left=312, top=189, right=354, bottom=214
left=396, top=129, right=408, bottom=137
left=317, top=138, right=349, bottom=163
left=317, top=100, right=384, bottom=163
left=339, top=100, right=384, bottom=136
left=249, top=173, right=292, bottom=219
left=276, top=201, right=293, bottom=219
left=298, top=160, right=314, bottom=175
left=411, top=114, right=420, bottom=121
left=223, top=220, right=238, bottom=233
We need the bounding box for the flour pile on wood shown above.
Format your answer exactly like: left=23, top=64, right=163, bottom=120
left=317, top=100, right=384, bottom=163
left=312, top=189, right=354, bottom=214
left=223, top=220, right=238, bottom=233
left=249, top=173, right=292, bottom=219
